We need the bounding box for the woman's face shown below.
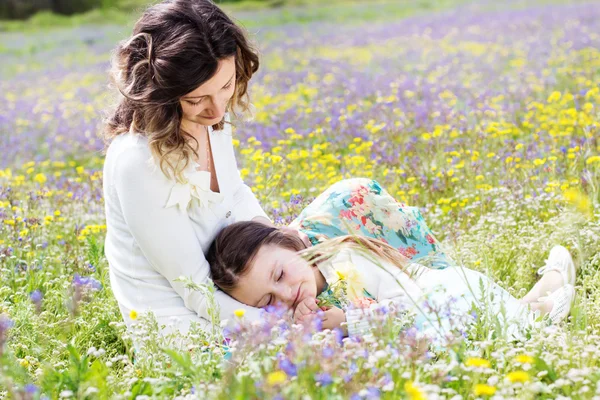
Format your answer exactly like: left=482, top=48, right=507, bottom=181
left=230, top=244, right=319, bottom=311
left=180, top=55, right=236, bottom=126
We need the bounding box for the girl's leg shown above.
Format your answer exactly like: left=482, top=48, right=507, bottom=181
left=520, top=271, right=564, bottom=304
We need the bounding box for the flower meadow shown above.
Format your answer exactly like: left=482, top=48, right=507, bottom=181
left=1, top=0, right=600, bottom=398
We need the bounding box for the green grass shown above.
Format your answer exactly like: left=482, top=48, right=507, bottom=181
left=0, top=0, right=467, bottom=32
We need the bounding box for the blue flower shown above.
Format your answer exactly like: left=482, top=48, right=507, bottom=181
left=278, top=357, right=297, bottom=377
left=72, top=273, right=102, bottom=291
left=333, top=327, right=344, bottom=346
left=29, top=290, right=43, bottom=304
left=365, top=387, right=381, bottom=399
left=315, top=373, right=333, bottom=386
left=24, top=384, right=38, bottom=394
left=322, top=346, right=334, bottom=358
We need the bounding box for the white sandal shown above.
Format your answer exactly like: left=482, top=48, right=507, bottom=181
left=539, top=284, right=575, bottom=324
left=537, top=245, right=576, bottom=289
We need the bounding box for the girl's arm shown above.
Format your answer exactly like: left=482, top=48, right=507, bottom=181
left=336, top=249, right=426, bottom=337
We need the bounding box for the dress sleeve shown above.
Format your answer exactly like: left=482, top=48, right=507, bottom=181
left=114, top=144, right=262, bottom=326
left=342, top=250, right=426, bottom=336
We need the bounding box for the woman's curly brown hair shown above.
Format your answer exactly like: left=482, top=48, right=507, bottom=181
left=104, top=0, right=259, bottom=183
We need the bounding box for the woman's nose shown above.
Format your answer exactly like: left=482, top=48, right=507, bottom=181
left=207, top=98, right=225, bottom=118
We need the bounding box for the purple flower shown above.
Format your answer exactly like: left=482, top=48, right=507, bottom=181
left=322, top=346, right=334, bottom=358
left=30, top=289, right=43, bottom=304
left=24, top=384, right=38, bottom=394
left=0, top=314, right=15, bottom=354
left=315, top=373, right=333, bottom=386
left=365, top=387, right=381, bottom=399
left=72, top=273, right=102, bottom=291
left=278, top=357, right=297, bottom=377
left=333, top=327, right=344, bottom=346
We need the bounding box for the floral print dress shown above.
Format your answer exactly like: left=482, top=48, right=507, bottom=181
left=290, top=178, right=450, bottom=269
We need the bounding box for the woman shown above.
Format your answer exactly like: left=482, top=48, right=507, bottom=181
left=207, top=220, right=577, bottom=343
left=102, top=0, right=309, bottom=334
left=102, top=0, right=445, bottom=335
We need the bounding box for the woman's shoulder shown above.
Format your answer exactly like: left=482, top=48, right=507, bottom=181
left=104, top=132, right=159, bottom=177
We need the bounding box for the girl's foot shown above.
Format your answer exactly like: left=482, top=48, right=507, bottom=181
left=521, top=245, right=576, bottom=304
left=537, top=245, right=576, bottom=288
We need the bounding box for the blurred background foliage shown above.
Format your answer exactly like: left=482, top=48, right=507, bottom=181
left=0, top=0, right=393, bottom=20
left=0, top=0, right=462, bottom=32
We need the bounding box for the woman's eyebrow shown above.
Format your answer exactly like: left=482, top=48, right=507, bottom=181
left=184, top=74, right=234, bottom=99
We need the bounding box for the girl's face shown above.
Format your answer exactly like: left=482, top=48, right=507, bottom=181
left=230, top=244, right=323, bottom=311
left=179, top=56, right=236, bottom=127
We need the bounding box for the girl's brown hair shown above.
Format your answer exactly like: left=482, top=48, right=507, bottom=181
left=207, top=221, right=411, bottom=293
left=104, top=0, right=259, bottom=182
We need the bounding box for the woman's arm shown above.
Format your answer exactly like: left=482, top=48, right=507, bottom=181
left=114, top=144, right=262, bottom=325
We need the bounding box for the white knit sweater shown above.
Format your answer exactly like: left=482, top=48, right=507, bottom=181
left=102, top=117, right=269, bottom=334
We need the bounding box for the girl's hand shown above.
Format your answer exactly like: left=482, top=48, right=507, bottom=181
left=293, top=297, right=319, bottom=323
left=321, top=307, right=347, bottom=335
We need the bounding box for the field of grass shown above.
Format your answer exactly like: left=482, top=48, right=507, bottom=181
left=1, top=0, right=600, bottom=398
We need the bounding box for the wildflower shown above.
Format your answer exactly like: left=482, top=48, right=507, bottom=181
left=473, top=384, right=496, bottom=396
left=315, top=372, right=333, bottom=386
left=266, top=370, right=287, bottom=386
left=465, top=357, right=491, bottom=368
left=33, top=173, right=47, bottom=184
left=322, top=346, right=334, bottom=358
left=563, top=188, right=593, bottom=217
left=24, top=384, right=38, bottom=394
left=278, top=357, right=297, bottom=377
left=0, top=314, right=15, bottom=355
left=514, top=354, right=534, bottom=364
left=234, top=309, right=246, bottom=318
left=404, top=381, right=425, bottom=400
left=586, top=155, right=600, bottom=165
left=30, top=290, right=43, bottom=313
left=129, top=310, right=138, bottom=320
left=72, top=274, right=102, bottom=291
left=506, top=370, right=530, bottom=383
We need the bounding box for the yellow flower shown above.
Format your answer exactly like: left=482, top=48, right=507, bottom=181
left=336, top=262, right=364, bottom=301
left=34, top=173, right=47, bottom=184
left=233, top=309, right=246, bottom=318
left=465, top=357, right=491, bottom=368
left=514, top=354, right=534, bottom=364
left=473, top=384, right=496, bottom=396
left=129, top=310, right=138, bottom=320
left=586, top=155, right=600, bottom=165
left=404, top=381, right=425, bottom=400
left=547, top=91, right=561, bottom=103
left=506, top=370, right=530, bottom=383
left=266, top=370, right=287, bottom=386
left=336, top=270, right=346, bottom=280
left=563, top=188, right=593, bottom=217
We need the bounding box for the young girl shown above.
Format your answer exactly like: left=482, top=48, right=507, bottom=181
left=207, top=221, right=576, bottom=343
